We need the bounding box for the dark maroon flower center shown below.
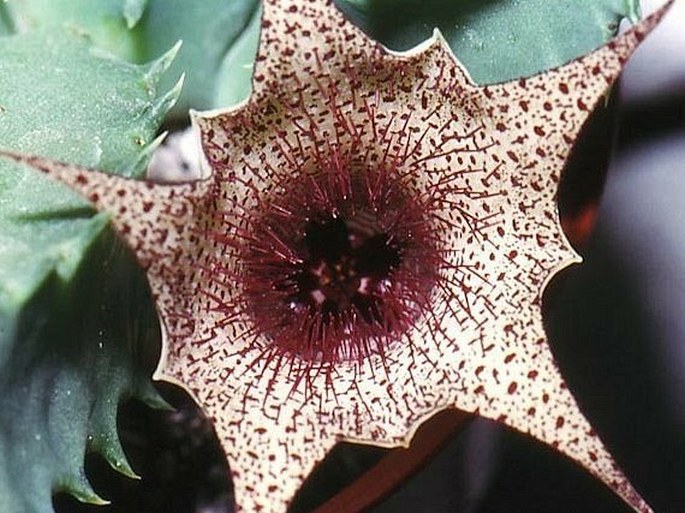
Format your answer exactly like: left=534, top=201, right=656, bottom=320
left=240, top=163, right=441, bottom=365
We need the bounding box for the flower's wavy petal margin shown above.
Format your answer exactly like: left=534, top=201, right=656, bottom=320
left=0, top=1, right=674, bottom=512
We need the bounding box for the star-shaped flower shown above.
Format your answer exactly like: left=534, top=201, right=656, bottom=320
left=2, top=1, right=674, bottom=512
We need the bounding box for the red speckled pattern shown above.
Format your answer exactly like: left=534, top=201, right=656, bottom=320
left=1, top=1, right=674, bottom=512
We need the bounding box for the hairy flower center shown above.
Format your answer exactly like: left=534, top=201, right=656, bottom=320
left=241, top=163, right=440, bottom=365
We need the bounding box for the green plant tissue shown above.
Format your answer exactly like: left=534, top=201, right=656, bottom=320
left=0, top=30, right=176, bottom=512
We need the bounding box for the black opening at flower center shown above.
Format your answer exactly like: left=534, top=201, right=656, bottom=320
left=291, top=215, right=401, bottom=322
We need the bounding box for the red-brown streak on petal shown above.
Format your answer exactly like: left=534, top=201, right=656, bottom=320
left=253, top=0, right=382, bottom=98
left=399, top=31, right=480, bottom=99
left=467, top=3, right=674, bottom=297
left=213, top=409, right=335, bottom=513
left=0, top=149, right=210, bottom=271
left=0, top=150, right=224, bottom=394
left=486, top=1, right=674, bottom=183
left=455, top=313, right=653, bottom=513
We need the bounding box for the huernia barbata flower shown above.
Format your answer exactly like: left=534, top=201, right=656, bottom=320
left=1, top=1, right=674, bottom=511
